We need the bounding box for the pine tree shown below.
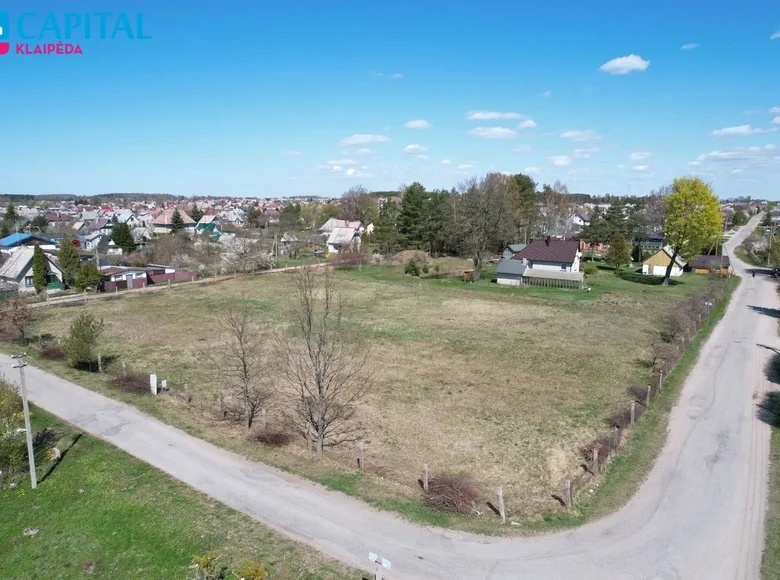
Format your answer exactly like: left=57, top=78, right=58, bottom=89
left=4, top=202, right=19, bottom=223
left=59, top=235, right=81, bottom=287
left=398, top=182, right=428, bottom=249
left=605, top=232, right=631, bottom=274
left=171, top=209, right=185, bottom=233
left=372, top=201, right=400, bottom=255
left=32, top=244, right=48, bottom=293
left=190, top=206, right=204, bottom=222
left=63, top=312, right=104, bottom=370
left=110, top=222, right=136, bottom=253
left=74, top=261, right=102, bottom=292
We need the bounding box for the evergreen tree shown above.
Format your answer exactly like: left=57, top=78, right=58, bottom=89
left=317, top=203, right=340, bottom=226
left=510, top=173, right=538, bottom=242
left=605, top=232, right=631, bottom=274
left=74, top=261, right=102, bottom=292
left=603, top=201, right=627, bottom=241
left=32, top=244, right=48, bottom=293
left=280, top=203, right=302, bottom=228
left=3, top=202, right=19, bottom=223
left=110, top=222, right=136, bottom=253
left=398, top=182, right=428, bottom=249
left=31, top=215, right=48, bottom=233
left=0, top=224, right=9, bottom=238
left=246, top=206, right=263, bottom=228
left=425, top=190, right=454, bottom=256
left=190, top=206, right=204, bottom=222
left=59, top=234, right=81, bottom=287
left=63, top=312, right=104, bottom=370
left=111, top=214, right=119, bottom=224
left=580, top=209, right=610, bottom=260
left=372, top=201, right=400, bottom=255
left=170, top=209, right=185, bottom=233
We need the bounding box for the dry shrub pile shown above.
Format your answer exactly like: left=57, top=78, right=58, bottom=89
left=248, top=429, right=294, bottom=447
left=111, top=373, right=150, bottom=395
left=40, top=343, right=66, bottom=361
left=422, top=474, right=478, bottom=514
left=391, top=250, right=428, bottom=265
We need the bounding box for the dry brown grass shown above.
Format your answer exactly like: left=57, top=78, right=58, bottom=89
left=28, top=268, right=706, bottom=521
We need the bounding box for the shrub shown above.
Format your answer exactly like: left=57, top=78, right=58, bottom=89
left=40, top=343, right=66, bottom=361
left=422, top=262, right=429, bottom=274
left=63, top=312, right=104, bottom=370
left=0, top=379, right=22, bottom=435
left=607, top=407, right=633, bottom=429
left=190, top=551, right=227, bottom=580
left=248, top=429, right=294, bottom=447
left=392, top=250, right=428, bottom=265
left=579, top=433, right=616, bottom=465
left=235, top=562, right=268, bottom=580
left=111, top=373, right=149, bottom=395
left=627, top=384, right=653, bottom=404
left=423, top=474, right=478, bottom=514
left=0, top=298, right=33, bottom=344
left=434, top=264, right=441, bottom=274
left=583, top=264, right=598, bottom=275
left=404, top=258, right=421, bottom=277
left=332, top=247, right=371, bottom=269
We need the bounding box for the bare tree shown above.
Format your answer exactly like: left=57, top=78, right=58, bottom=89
left=222, top=236, right=272, bottom=273
left=537, top=182, right=573, bottom=236
left=455, top=173, right=514, bottom=281
left=340, top=185, right=369, bottom=221
left=0, top=298, right=32, bottom=344
left=282, top=266, right=373, bottom=456
left=212, top=303, right=271, bottom=430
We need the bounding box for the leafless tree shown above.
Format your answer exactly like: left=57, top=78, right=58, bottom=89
left=0, top=298, right=32, bottom=343
left=282, top=265, right=373, bottom=456
left=340, top=185, right=369, bottom=221
left=537, top=182, right=573, bottom=236
left=211, top=302, right=272, bottom=430
left=455, top=173, right=514, bottom=280
left=222, top=236, right=272, bottom=273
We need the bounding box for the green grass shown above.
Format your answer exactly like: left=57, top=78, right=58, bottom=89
left=8, top=263, right=719, bottom=534
left=764, top=426, right=780, bottom=579
left=0, top=408, right=362, bottom=580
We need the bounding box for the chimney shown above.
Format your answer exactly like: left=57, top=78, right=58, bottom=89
left=546, top=236, right=551, bottom=246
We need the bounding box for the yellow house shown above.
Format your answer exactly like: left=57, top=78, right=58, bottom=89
left=642, top=245, right=685, bottom=277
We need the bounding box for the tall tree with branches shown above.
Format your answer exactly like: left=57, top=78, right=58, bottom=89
left=212, top=303, right=272, bottom=431
left=283, top=266, right=373, bottom=456
left=455, top=173, right=514, bottom=281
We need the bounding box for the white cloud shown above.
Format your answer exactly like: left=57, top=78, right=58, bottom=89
left=339, top=134, right=390, bottom=146
left=441, top=159, right=452, bottom=165
left=731, top=169, right=743, bottom=174
left=689, top=144, right=778, bottom=170
left=282, top=150, right=300, bottom=157
left=561, top=129, right=601, bottom=142
left=632, top=165, right=650, bottom=172
left=599, top=54, right=651, bottom=75
left=345, top=168, right=357, bottom=176
left=773, top=117, right=780, bottom=124
left=465, top=111, right=523, bottom=120
left=391, top=73, right=403, bottom=79
left=630, top=151, right=652, bottom=160
left=404, top=119, right=431, bottom=129
left=355, top=148, right=373, bottom=155
left=771, top=31, right=780, bottom=40
left=512, top=145, right=532, bottom=153
left=550, top=155, right=572, bottom=167
left=468, top=127, right=517, bottom=139
left=573, top=147, right=598, bottom=159
left=524, top=166, right=541, bottom=173
left=541, top=90, right=552, bottom=98
left=327, top=159, right=356, bottom=165
left=770, top=107, right=780, bottom=113
left=403, top=144, right=428, bottom=154
left=517, top=119, right=537, bottom=129
left=416, top=154, right=428, bottom=161
left=711, top=125, right=778, bottom=137
left=681, top=43, right=698, bottom=50
left=617, top=164, right=627, bottom=169
left=457, top=163, right=473, bottom=169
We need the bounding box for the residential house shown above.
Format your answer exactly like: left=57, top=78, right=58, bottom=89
left=688, top=255, right=730, bottom=275
left=319, top=218, right=362, bottom=236
left=326, top=227, right=360, bottom=254
left=495, top=258, right=527, bottom=286
left=642, top=246, right=685, bottom=277
left=152, top=209, right=197, bottom=234
left=0, top=245, right=64, bottom=293
left=44, top=212, right=70, bottom=225
left=511, top=238, right=581, bottom=272
left=76, top=232, right=122, bottom=255
left=501, top=244, right=527, bottom=259
left=87, top=218, right=114, bottom=237
left=567, top=212, right=590, bottom=229
left=639, top=233, right=665, bottom=252
left=0, top=233, right=57, bottom=251
left=280, top=233, right=299, bottom=253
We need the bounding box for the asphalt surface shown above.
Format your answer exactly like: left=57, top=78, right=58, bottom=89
left=2, top=213, right=774, bottom=580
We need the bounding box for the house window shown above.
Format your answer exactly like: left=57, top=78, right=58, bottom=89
left=561, top=264, right=567, bottom=270
left=24, top=276, right=33, bottom=287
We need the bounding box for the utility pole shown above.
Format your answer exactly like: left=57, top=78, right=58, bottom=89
left=12, top=354, right=37, bottom=489
left=768, top=217, right=777, bottom=267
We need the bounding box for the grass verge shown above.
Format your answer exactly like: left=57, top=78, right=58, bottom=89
left=763, top=426, right=780, bottom=579
left=0, top=407, right=363, bottom=580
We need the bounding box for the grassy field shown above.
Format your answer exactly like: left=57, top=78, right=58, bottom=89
left=17, top=259, right=717, bottom=531
left=764, top=425, right=780, bottom=580
left=0, top=408, right=361, bottom=580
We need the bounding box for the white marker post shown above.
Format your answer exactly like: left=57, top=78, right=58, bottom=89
left=150, top=373, right=158, bottom=395
left=368, top=552, right=392, bottom=580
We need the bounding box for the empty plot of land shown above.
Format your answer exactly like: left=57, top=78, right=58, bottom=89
left=28, top=265, right=709, bottom=522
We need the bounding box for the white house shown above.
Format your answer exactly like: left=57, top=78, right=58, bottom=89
left=326, top=227, right=360, bottom=254
left=511, top=238, right=581, bottom=272
left=567, top=213, right=590, bottom=229
left=642, top=246, right=685, bottom=277
left=0, top=246, right=64, bottom=293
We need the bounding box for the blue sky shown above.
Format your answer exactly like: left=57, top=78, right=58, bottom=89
left=1, top=0, right=779, bottom=198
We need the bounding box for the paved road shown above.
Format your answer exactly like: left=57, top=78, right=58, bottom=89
left=2, top=213, right=775, bottom=579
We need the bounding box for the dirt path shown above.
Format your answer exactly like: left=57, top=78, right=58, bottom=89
left=2, top=214, right=774, bottom=579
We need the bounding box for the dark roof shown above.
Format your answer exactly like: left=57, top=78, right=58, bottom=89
left=644, top=233, right=665, bottom=241
left=496, top=258, right=527, bottom=276
left=689, top=255, right=730, bottom=269
left=513, top=238, right=579, bottom=264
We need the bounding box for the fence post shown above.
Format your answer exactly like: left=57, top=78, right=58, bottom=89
left=122, top=361, right=127, bottom=376
left=97, top=354, right=103, bottom=373
left=423, top=463, right=429, bottom=491
left=593, top=446, right=600, bottom=474
left=645, top=384, right=652, bottom=407
left=357, top=442, right=364, bottom=471
left=564, top=479, right=572, bottom=508
left=630, top=401, right=636, bottom=424
left=659, top=369, right=664, bottom=390
left=613, top=426, right=620, bottom=449
left=497, top=487, right=506, bottom=523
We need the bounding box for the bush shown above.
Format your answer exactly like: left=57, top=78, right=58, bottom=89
left=40, top=343, right=66, bottom=361
left=0, top=379, right=22, bottom=435
left=404, top=258, right=421, bottom=277
left=583, top=264, right=598, bottom=275
left=63, top=312, right=104, bottom=370
left=627, top=384, right=653, bottom=404
left=235, top=562, right=268, bottom=580
left=111, top=373, right=149, bottom=395
left=434, top=264, right=441, bottom=274
left=190, top=551, right=227, bottom=580
left=332, top=247, right=371, bottom=269
left=422, top=262, right=429, bottom=274
left=579, top=433, right=616, bottom=465
left=607, top=407, right=633, bottom=429
left=248, top=429, right=294, bottom=447
left=392, top=250, right=428, bottom=265
left=423, top=474, right=478, bottom=514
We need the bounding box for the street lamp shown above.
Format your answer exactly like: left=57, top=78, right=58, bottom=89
left=11, top=354, right=37, bottom=489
